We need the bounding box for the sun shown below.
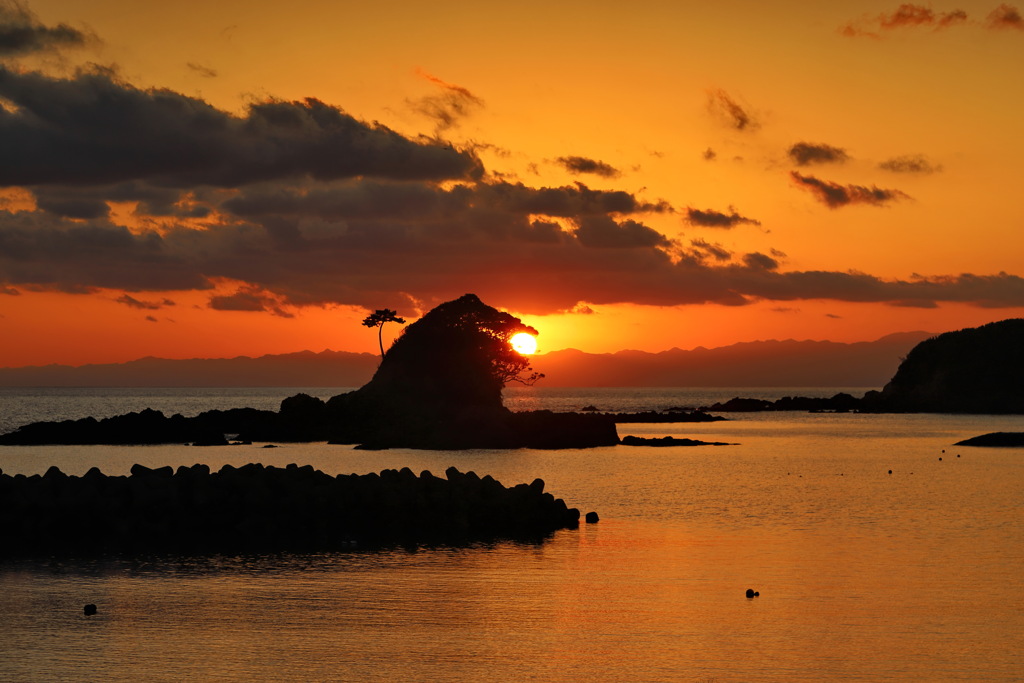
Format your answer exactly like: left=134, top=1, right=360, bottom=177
left=510, top=332, right=538, bottom=355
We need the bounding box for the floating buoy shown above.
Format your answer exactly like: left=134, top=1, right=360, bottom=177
left=84, top=604, right=97, bottom=616
left=745, top=588, right=759, bottom=598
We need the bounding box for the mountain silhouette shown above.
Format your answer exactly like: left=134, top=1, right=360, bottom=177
left=0, top=332, right=930, bottom=388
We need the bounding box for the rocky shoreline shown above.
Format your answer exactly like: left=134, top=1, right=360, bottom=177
left=0, top=464, right=590, bottom=556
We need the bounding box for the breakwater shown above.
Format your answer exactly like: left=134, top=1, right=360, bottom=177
left=0, top=464, right=587, bottom=555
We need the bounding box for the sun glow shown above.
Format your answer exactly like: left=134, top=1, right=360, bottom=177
left=510, top=332, right=538, bottom=355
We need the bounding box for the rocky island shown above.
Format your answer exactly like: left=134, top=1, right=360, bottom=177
left=0, top=295, right=622, bottom=449
left=700, top=319, right=1024, bottom=415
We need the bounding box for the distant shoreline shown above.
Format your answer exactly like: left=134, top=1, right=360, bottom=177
left=0, top=333, right=929, bottom=389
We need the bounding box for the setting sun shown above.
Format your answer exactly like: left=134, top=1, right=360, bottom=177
left=510, top=333, right=538, bottom=355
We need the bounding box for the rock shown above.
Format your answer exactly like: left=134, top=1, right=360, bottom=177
left=745, top=589, right=760, bottom=598
left=585, top=511, right=599, bottom=523
left=84, top=604, right=97, bottom=615
left=0, top=465, right=585, bottom=555
left=620, top=435, right=733, bottom=447
left=955, top=432, right=1024, bottom=447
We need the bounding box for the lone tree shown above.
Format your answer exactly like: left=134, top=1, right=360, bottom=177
left=362, top=308, right=406, bottom=359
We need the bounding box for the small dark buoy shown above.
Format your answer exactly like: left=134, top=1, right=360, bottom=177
left=84, top=604, right=97, bottom=616
left=585, top=511, right=599, bottom=524
left=745, top=588, right=759, bottom=598
left=957, top=454, right=960, bottom=458
left=888, top=470, right=892, bottom=474
left=939, top=457, right=942, bottom=461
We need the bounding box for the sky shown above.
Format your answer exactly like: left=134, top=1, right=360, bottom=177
left=1, top=0, right=1024, bottom=367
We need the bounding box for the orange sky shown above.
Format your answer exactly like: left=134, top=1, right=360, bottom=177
left=2, top=0, right=1024, bottom=367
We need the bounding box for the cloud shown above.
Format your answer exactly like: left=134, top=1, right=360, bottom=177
left=841, top=4, right=969, bottom=36
left=878, top=154, right=942, bottom=174
left=186, top=62, right=218, bottom=78
left=0, top=210, right=211, bottom=293
left=555, top=156, right=621, bottom=178
left=790, top=171, right=911, bottom=209
left=788, top=142, right=850, bottom=166
left=116, top=294, right=174, bottom=310
left=0, top=12, right=1020, bottom=320
left=706, top=89, right=758, bottom=132
left=702, top=148, right=717, bottom=161
left=574, top=216, right=671, bottom=249
left=408, top=69, right=484, bottom=134
left=685, top=207, right=761, bottom=229
left=0, top=66, right=482, bottom=188
left=0, top=0, right=94, bottom=57
left=209, top=285, right=293, bottom=317
left=987, top=3, right=1024, bottom=29
left=223, top=180, right=671, bottom=225
left=5, top=200, right=1024, bottom=314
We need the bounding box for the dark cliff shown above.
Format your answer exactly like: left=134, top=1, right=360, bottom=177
left=864, top=319, right=1024, bottom=413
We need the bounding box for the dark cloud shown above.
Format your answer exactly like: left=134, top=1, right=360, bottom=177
left=790, top=172, right=910, bottom=209
left=29, top=182, right=215, bottom=219
left=878, top=4, right=968, bottom=29
left=408, top=70, right=484, bottom=134
left=574, top=216, right=670, bottom=249
left=33, top=187, right=110, bottom=219
left=223, top=180, right=670, bottom=224
left=685, top=206, right=761, bottom=229
left=987, top=3, right=1024, bottom=29
left=687, top=239, right=732, bottom=262
left=878, top=154, right=942, bottom=174
left=702, top=148, right=717, bottom=161
left=0, top=0, right=94, bottom=57
left=186, top=62, right=218, bottom=78
left=0, top=14, right=1019, bottom=320
left=4, top=202, right=1024, bottom=314
left=706, top=89, right=758, bottom=132
left=1, top=284, right=18, bottom=294
left=0, top=210, right=211, bottom=292
left=0, top=66, right=482, bottom=188
left=788, top=142, right=850, bottom=166
left=116, top=294, right=173, bottom=310
left=841, top=4, right=969, bottom=36
left=209, top=286, right=293, bottom=317
left=555, top=156, right=621, bottom=178
left=742, top=252, right=779, bottom=271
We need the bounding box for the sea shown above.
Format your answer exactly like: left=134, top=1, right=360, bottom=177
left=0, top=386, right=1022, bottom=682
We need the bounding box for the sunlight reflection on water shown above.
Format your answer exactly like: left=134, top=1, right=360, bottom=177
left=0, top=390, right=1022, bottom=680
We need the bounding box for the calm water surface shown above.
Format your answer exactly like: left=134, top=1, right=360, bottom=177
left=1, top=388, right=1022, bottom=681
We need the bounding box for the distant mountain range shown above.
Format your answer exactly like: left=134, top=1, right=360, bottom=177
left=0, top=331, right=933, bottom=388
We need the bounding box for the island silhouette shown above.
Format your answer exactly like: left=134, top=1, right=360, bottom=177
left=0, top=294, right=626, bottom=448
left=702, top=318, right=1024, bottom=415
left=2, top=305, right=1021, bottom=449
